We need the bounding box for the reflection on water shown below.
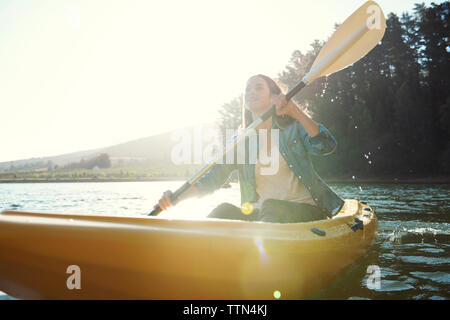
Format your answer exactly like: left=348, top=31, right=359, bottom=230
left=0, top=182, right=449, bottom=300
left=0, top=181, right=241, bottom=219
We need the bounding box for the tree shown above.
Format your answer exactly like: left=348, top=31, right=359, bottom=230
left=217, top=95, right=243, bottom=143
left=97, top=153, right=111, bottom=168
left=215, top=1, right=450, bottom=179
left=414, top=2, right=450, bottom=157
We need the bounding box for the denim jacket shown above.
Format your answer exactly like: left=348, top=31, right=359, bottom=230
left=193, top=118, right=345, bottom=217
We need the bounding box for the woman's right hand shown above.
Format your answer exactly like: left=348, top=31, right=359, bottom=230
left=155, top=190, right=174, bottom=211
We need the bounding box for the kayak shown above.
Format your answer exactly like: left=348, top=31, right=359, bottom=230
left=0, top=199, right=377, bottom=299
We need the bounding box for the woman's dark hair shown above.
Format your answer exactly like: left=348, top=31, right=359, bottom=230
left=242, top=74, right=294, bottom=128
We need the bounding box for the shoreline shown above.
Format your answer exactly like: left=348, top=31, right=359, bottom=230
left=325, top=177, right=450, bottom=184
left=0, top=177, right=449, bottom=184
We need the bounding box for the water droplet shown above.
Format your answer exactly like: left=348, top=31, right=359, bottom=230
left=368, top=161, right=372, bottom=164
left=359, top=186, right=363, bottom=191
left=352, top=176, right=356, bottom=180
left=355, top=126, right=358, bottom=129
left=273, top=290, right=281, bottom=299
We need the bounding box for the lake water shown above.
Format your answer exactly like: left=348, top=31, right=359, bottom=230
left=0, top=181, right=449, bottom=300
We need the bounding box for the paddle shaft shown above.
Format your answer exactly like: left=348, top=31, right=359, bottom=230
left=148, top=81, right=306, bottom=216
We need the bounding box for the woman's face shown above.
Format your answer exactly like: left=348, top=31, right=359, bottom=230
left=244, top=76, right=273, bottom=113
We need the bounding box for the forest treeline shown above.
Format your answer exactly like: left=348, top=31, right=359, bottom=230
left=217, top=2, right=449, bottom=180
left=64, top=153, right=112, bottom=170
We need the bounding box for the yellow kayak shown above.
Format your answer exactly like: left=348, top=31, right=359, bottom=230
left=0, top=199, right=377, bottom=299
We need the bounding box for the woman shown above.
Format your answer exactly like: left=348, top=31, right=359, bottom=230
left=156, top=74, right=344, bottom=223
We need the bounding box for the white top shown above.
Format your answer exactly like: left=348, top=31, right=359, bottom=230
left=253, top=148, right=315, bottom=209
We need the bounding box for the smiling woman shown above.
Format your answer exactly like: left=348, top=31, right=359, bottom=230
left=155, top=74, right=344, bottom=222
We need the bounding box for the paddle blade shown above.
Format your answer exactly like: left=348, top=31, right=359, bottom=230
left=304, top=1, right=386, bottom=83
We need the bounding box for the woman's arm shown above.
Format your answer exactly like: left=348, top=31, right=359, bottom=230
left=155, top=163, right=236, bottom=211
left=156, top=186, right=200, bottom=211
left=275, top=94, right=337, bottom=156
left=287, top=104, right=320, bottom=137
left=273, top=94, right=320, bottom=137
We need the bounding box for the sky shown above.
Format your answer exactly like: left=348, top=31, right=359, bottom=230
left=0, top=0, right=442, bottom=162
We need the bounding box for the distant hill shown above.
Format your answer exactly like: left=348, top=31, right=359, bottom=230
left=0, top=124, right=219, bottom=172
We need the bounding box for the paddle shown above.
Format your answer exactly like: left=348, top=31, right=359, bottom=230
left=148, top=0, right=386, bottom=216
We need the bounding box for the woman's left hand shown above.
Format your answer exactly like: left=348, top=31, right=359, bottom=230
left=273, top=94, right=297, bottom=117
